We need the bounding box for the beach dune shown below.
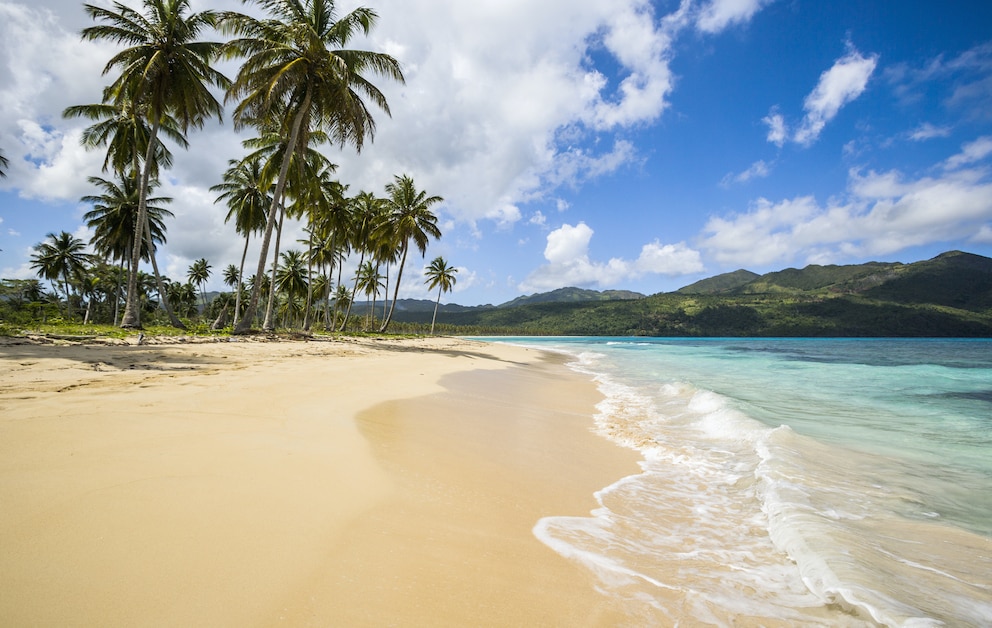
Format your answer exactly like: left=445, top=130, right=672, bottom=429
left=0, top=337, right=638, bottom=626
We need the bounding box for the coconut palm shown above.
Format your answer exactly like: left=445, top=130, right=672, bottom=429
left=340, top=191, right=384, bottom=330
left=83, top=174, right=173, bottom=266
left=64, top=101, right=186, bottom=178
left=82, top=0, right=229, bottom=328
left=378, top=175, right=443, bottom=332
left=424, top=256, right=457, bottom=335
left=211, top=156, right=271, bottom=327
left=354, top=260, right=383, bottom=331
left=0, top=148, right=9, bottom=177
left=30, top=231, right=92, bottom=320
left=240, top=127, right=335, bottom=331
left=187, top=258, right=211, bottom=312
left=222, top=264, right=240, bottom=289
left=298, top=166, right=346, bottom=330
left=220, top=0, right=403, bottom=334
left=166, top=280, right=198, bottom=318
left=64, top=97, right=190, bottom=329
left=333, top=283, right=351, bottom=323
left=274, top=249, right=308, bottom=327
left=83, top=173, right=173, bottom=324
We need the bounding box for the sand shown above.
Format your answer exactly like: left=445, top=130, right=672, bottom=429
left=0, top=335, right=639, bottom=627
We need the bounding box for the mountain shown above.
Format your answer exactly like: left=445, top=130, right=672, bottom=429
left=498, top=287, right=645, bottom=308
left=677, top=269, right=760, bottom=295
left=861, top=251, right=992, bottom=312
left=412, top=251, right=992, bottom=337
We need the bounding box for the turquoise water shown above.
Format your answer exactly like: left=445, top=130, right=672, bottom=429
left=484, top=338, right=992, bottom=627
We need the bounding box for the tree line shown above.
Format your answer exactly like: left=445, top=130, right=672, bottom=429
left=2, top=0, right=458, bottom=334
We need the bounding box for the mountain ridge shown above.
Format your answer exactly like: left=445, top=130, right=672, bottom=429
left=395, top=250, right=992, bottom=336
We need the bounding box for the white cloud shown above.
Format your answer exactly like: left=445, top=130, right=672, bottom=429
left=721, top=159, right=771, bottom=186
left=908, top=122, right=952, bottom=141
left=973, top=225, right=992, bottom=244
left=700, top=159, right=992, bottom=267
left=794, top=48, right=878, bottom=145
left=0, top=0, right=776, bottom=296
left=765, top=46, right=878, bottom=147
left=520, top=221, right=702, bottom=291
left=943, top=135, right=992, bottom=170
left=762, top=110, right=787, bottom=146
left=529, top=211, right=547, bottom=227
left=696, top=0, right=773, bottom=34
left=18, top=127, right=105, bottom=202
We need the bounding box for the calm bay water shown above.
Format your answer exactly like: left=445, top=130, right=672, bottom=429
left=484, top=337, right=992, bottom=627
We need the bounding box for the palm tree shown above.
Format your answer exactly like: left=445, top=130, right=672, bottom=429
left=30, top=231, right=92, bottom=320
left=187, top=258, right=211, bottom=312
left=0, top=148, right=9, bottom=177
left=274, top=249, right=308, bottom=327
left=222, top=264, right=240, bottom=289
left=64, top=101, right=185, bottom=177
left=83, top=174, right=173, bottom=267
left=340, top=191, right=383, bottom=330
left=378, top=174, right=443, bottom=332
left=333, top=284, right=351, bottom=327
left=220, top=0, right=404, bottom=334
left=211, top=156, right=271, bottom=327
left=240, top=127, right=335, bottom=331
left=299, top=167, right=347, bottom=330
left=354, top=260, right=383, bottom=331
left=424, top=256, right=457, bottom=335
left=166, top=280, right=198, bottom=318
left=64, top=96, right=190, bottom=329
left=82, top=0, right=229, bottom=328
left=82, top=173, right=173, bottom=324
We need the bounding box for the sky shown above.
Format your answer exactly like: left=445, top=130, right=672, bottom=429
left=1, top=0, right=991, bottom=306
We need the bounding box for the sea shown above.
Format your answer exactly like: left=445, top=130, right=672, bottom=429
left=481, top=337, right=992, bottom=627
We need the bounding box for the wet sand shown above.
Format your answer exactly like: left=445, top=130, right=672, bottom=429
left=0, top=336, right=639, bottom=626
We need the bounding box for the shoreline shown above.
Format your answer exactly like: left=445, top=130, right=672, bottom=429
left=0, top=336, right=640, bottom=626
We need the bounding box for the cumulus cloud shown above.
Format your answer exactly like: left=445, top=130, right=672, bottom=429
left=764, top=46, right=878, bottom=147
left=700, top=141, right=992, bottom=267
left=520, top=221, right=702, bottom=291
left=0, top=0, right=774, bottom=295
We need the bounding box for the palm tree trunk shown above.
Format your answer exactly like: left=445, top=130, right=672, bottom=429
left=331, top=244, right=343, bottom=331
left=431, top=284, right=442, bottom=335
left=144, top=213, right=186, bottom=329
left=233, top=235, right=250, bottom=327
left=339, top=249, right=366, bottom=332
left=234, top=94, right=310, bottom=335
left=262, top=205, right=286, bottom=332
left=379, top=242, right=408, bottom=332
left=381, top=262, right=389, bottom=323
left=303, top=231, right=314, bottom=332
left=61, top=270, right=73, bottom=321
left=113, top=258, right=124, bottom=326
left=120, top=119, right=161, bottom=328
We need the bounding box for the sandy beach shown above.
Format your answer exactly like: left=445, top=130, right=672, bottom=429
left=0, top=335, right=639, bottom=627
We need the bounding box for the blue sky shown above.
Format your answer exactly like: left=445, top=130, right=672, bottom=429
left=2, top=0, right=991, bottom=306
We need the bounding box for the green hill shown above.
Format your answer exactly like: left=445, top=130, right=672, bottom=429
left=498, top=287, right=645, bottom=308
left=407, top=251, right=992, bottom=337
left=677, top=269, right=760, bottom=294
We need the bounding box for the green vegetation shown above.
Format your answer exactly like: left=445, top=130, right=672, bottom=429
left=0, top=0, right=454, bottom=338
left=396, top=251, right=992, bottom=337
left=6, top=251, right=991, bottom=338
